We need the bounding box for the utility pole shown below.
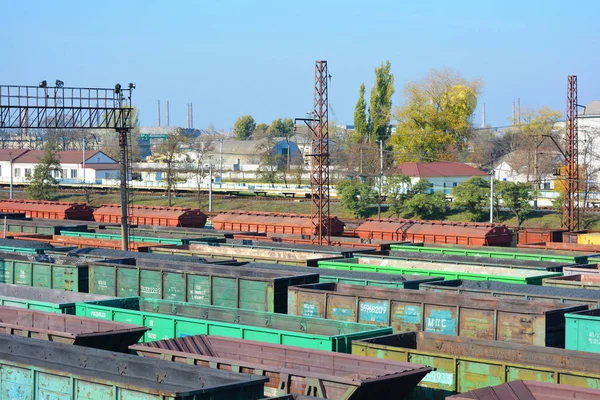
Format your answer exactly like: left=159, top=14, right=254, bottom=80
left=378, top=139, right=383, bottom=218
left=82, top=135, right=86, bottom=184
left=208, top=158, right=213, bottom=212
left=533, top=135, right=538, bottom=210
left=489, top=170, right=494, bottom=223
left=9, top=152, right=13, bottom=200
left=219, top=139, right=223, bottom=189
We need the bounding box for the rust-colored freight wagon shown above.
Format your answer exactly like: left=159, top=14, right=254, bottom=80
left=131, top=334, right=432, bottom=399
left=518, top=228, right=567, bottom=245
left=0, top=305, right=147, bottom=352
left=211, top=211, right=345, bottom=236
left=93, top=204, right=207, bottom=228
left=0, top=200, right=94, bottom=220
left=355, top=219, right=513, bottom=246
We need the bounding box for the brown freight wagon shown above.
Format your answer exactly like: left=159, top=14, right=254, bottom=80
left=94, top=204, right=207, bottom=228
left=0, top=200, right=94, bottom=220
left=287, top=282, right=586, bottom=347
left=0, top=305, right=147, bottom=352
left=447, top=380, right=600, bottom=399
left=355, top=219, right=513, bottom=246
left=518, top=228, right=567, bottom=245
left=211, top=210, right=345, bottom=236
left=131, top=334, right=432, bottom=400
left=18, top=234, right=164, bottom=252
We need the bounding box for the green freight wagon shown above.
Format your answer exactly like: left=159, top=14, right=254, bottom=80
left=287, top=283, right=584, bottom=347
left=0, top=283, right=138, bottom=314
left=2, top=219, right=89, bottom=235
left=228, top=262, right=443, bottom=289
left=149, top=243, right=343, bottom=266
left=0, top=256, right=89, bottom=291
left=565, top=309, right=600, bottom=354
left=0, top=237, right=68, bottom=255
left=390, top=243, right=593, bottom=264
left=0, top=334, right=267, bottom=400
left=318, top=257, right=562, bottom=285
left=420, top=279, right=600, bottom=308
left=353, top=331, right=600, bottom=400
left=76, top=298, right=392, bottom=353
left=59, top=230, right=225, bottom=245
left=89, top=260, right=319, bottom=313
left=379, top=252, right=591, bottom=272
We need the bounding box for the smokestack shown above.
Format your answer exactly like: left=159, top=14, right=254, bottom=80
left=165, top=101, right=170, bottom=127
left=190, top=103, right=193, bottom=128
left=482, top=103, right=486, bottom=128
left=512, top=102, right=516, bottom=126
left=517, top=98, right=521, bottom=126
left=157, top=100, right=161, bottom=127
left=186, top=103, right=189, bottom=129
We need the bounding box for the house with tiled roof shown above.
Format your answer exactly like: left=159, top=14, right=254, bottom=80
left=388, top=162, right=490, bottom=194
left=0, top=149, right=119, bottom=184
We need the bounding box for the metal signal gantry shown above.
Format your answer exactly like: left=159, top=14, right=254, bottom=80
left=0, top=83, right=135, bottom=250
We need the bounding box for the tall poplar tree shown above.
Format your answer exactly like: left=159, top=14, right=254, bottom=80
left=352, top=83, right=368, bottom=143
left=368, top=61, right=395, bottom=143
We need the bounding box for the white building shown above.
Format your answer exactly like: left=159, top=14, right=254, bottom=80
left=0, top=149, right=119, bottom=185
left=388, top=162, right=490, bottom=194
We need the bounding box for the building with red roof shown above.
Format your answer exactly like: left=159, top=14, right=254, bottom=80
left=388, top=162, right=490, bottom=194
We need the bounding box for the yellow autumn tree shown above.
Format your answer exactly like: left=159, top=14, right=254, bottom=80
left=390, top=68, right=481, bottom=162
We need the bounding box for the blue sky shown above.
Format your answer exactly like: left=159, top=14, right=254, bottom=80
left=2, top=0, right=598, bottom=130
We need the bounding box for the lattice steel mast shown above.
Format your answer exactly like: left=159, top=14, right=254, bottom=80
left=563, top=76, right=580, bottom=231
left=0, top=82, right=135, bottom=249
left=294, top=61, right=331, bottom=244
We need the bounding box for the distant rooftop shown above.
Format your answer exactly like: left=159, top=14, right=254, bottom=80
left=391, top=162, right=488, bottom=178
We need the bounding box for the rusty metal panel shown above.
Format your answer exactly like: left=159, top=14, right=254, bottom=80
left=447, top=380, right=600, bottom=399
left=0, top=305, right=147, bottom=352
left=543, top=274, right=600, bottom=290
left=287, top=283, right=587, bottom=346
left=131, top=334, right=432, bottom=399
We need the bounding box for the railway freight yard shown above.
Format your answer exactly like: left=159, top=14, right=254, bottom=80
left=1, top=1, right=599, bottom=399
left=0, top=202, right=594, bottom=398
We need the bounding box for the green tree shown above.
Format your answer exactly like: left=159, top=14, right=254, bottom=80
left=390, top=68, right=481, bottom=162
left=269, top=118, right=294, bottom=137
left=337, top=179, right=377, bottom=218
left=252, top=123, right=270, bottom=139
left=234, top=115, right=256, bottom=140
left=368, top=61, right=395, bottom=143
left=385, top=175, right=432, bottom=217
left=352, top=83, right=368, bottom=143
left=403, top=192, right=448, bottom=220
left=26, top=143, right=61, bottom=201
left=496, top=181, right=534, bottom=227
left=452, top=177, right=490, bottom=221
